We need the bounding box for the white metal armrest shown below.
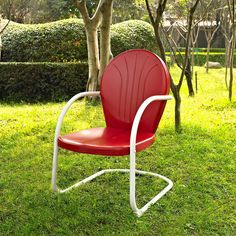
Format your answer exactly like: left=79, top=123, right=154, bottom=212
left=130, top=95, right=172, bottom=150
left=129, top=94, right=172, bottom=216
left=54, top=91, right=100, bottom=142
left=52, top=91, right=100, bottom=192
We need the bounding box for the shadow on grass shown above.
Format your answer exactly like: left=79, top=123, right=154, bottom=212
left=0, top=123, right=235, bottom=235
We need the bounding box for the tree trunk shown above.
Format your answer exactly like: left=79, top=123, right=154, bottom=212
left=153, top=19, right=183, bottom=132
left=225, top=39, right=231, bottom=67
left=0, top=35, right=2, bottom=61
left=86, top=27, right=100, bottom=91
left=153, top=26, right=166, bottom=62
left=229, top=0, right=235, bottom=101
left=0, top=18, right=10, bottom=62
left=205, top=41, right=210, bottom=73
left=98, top=0, right=114, bottom=86
left=225, top=63, right=229, bottom=90
left=191, top=45, right=195, bottom=77
left=225, top=39, right=231, bottom=90
left=172, top=86, right=181, bottom=132
left=145, top=0, right=200, bottom=132
left=229, top=25, right=235, bottom=101
left=185, top=57, right=194, bottom=96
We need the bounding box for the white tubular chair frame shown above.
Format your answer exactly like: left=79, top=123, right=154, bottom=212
left=52, top=92, right=173, bottom=217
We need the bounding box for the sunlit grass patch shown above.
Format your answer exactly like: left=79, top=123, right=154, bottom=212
left=0, top=66, right=235, bottom=235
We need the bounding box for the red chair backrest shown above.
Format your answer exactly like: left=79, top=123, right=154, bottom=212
left=100, top=49, right=170, bottom=134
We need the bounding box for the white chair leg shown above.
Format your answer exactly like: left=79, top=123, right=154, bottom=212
left=52, top=157, right=131, bottom=193
left=52, top=143, right=59, bottom=192
left=51, top=146, right=173, bottom=217
left=129, top=149, right=173, bottom=217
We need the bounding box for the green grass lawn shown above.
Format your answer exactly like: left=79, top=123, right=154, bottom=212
left=0, top=66, right=236, bottom=235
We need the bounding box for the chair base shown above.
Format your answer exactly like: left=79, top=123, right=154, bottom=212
left=53, top=168, right=173, bottom=217
left=51, top=91, right=173, bottom=217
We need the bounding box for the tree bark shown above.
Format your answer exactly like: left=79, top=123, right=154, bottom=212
left=224, top=39, right=231, bottom=90
left=0, top=18, right=10, bottom=61
left=185, top=57, right=194, bottom=96
left=153, top=26, right=166, bottom=61
left=86, top=27, right=100, bottom=91
left=178, top=0, right=200, bottom=93
left=0, top=34, right=2, bottom=62
left=205, top=41, right=210, bottom=73
left=75, top=0, right=114, bottom=92
left=172, top=86, right=181, bottom=132
left=98, top=0, right=114, bottom=86
left=145, top=0, right=200, bottom=132
left=229, top=26, right=235, bottom=101
left=229, top=0, right=235, bottom=101
left=145, top=0, right=167, bottom=62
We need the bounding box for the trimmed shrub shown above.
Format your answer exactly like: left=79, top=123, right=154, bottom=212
left=177, top=48, right=228, bottom=53
left=196, top=48, right=236, bottom=53
left=111, top=20, right=157, bottom=56
left=2, top=19, right=157, bottom=62
left=2, top=18, right=87, bottom=62
left=0, top=19, right=158, bottom=102
left=0, top=62, right=88, bottom=102
left=166, top=52, right=236, bottom=66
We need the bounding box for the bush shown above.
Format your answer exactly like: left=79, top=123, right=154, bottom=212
left=0, top=62, right=88, bottom=102
left=2, top=19, right=157, bottom=62
left=2, top=19, right=87, bottom=62
left=111, top=20, right=157, bottom=56
left=177, top=48, right=228, bottom=53
left=0, top=19, right=159, bottom=102
left=196, top=48, right=236, bottom=53
left=166, top=52, right=236, bottom=66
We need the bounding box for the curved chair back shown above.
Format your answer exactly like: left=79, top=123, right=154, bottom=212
left=100, top=49, right=170, bottom=133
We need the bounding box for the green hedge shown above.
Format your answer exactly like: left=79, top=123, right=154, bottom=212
left=110, top=20, right=157, bottom=56
left=166, top=52, right=236, bottom=66
left=2, top=19, right=87, bottom=62
left=2, top=19, right=157, bottom=62
left=177, top=48, right=228, bottom=53
left=0, top=62, right=88, bottom=102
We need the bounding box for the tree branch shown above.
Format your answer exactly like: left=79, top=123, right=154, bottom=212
left=75, top=0, right=90, bottom=24
left=161, top=24, right=184, bottom=70
left=99, top=0, right=114, bottom=82
left=191, top=22, right=200, bottom=45
left=155, top=0, right=168, bottom=25
left=178, top=0, right=200, bottom=89
left=0, top=3, right=12, bottom=34
left=91, top=0, right=104, bottom=26
left=227, top=0, right=233, bottom=20
left=145, top=0, right=155, bottom=25
left=0, top=20, right=10, bottom=34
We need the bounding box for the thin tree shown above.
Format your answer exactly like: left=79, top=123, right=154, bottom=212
left=227, top=0, right=235, bottom=101
left=191, top=21, right=200, bottom=74
left=145, top=0, right=200, bottom=132
left=73, top=0, right=113, bottom=91
left=202, top=16, right=220, bottom=73
left=220, top=3, right=232, bottom=89
left=163, top=18, right=196, bottom=97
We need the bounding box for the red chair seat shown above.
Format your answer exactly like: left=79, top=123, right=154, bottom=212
left=58, top=127, right=155, bottom=156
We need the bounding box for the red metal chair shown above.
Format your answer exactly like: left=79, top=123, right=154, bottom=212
left=51, top=49, right=173, bottom=217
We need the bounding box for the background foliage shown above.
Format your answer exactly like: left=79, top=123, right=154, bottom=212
left=0, top=62, right=88, bottom=101
left=166, top=52, right=236, bottom=67
left=0, top=0, right=147, bottom=23
left=110, top=20, right=157, bottom=56
left=1, top=18, right=157, bottom=62
left=1, top=18, right=87, bottom=62
left=0, top=18, right=158, bottom=102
